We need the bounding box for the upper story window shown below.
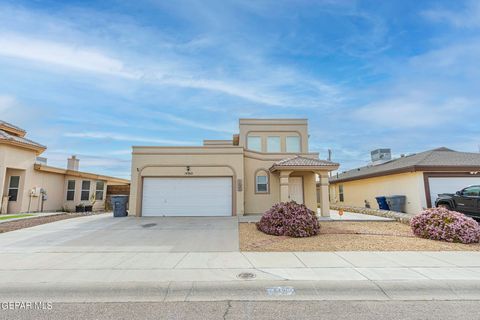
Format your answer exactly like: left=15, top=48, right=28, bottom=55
left=95, top=181, right=105, bottom=200
left=8, top=176, right=20, bottom=202
left=66, top=180, right=75, bottom=201
left=267, top=136, right=281, bottom=153
left=247, top=136, right=262, bottom=152
left=286, top=136, right=301, bottom=153
left=81, top=180, right=91, bottom=201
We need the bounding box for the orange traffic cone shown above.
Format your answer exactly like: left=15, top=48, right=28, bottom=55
left=338, top=208, right=344, bottom=217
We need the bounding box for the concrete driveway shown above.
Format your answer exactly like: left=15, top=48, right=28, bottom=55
left=0, top=213, right=239, bottom=253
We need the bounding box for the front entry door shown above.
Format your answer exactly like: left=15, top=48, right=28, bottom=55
left=289, top=177, right=304, bottom=204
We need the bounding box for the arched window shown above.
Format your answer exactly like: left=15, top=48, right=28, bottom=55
left=255, top=170, right=269, bottom=193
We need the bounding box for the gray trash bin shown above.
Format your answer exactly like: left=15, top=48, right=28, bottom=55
left=386, top=195, right=406, bottom=213
left=111, top=195, right=129, bottom=217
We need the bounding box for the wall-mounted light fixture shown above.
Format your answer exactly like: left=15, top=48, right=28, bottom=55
left=185, top=166, right=194, bottom=175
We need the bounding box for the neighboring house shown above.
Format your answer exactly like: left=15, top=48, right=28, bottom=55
left=0, top=121, right=129, bottom=214
left=130, top=119, right=339, bottom=217
left=329, top=147, right=480, bottom=215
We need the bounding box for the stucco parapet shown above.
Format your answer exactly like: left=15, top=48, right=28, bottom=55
left=132, top=146, right=244, bottom=155
left=239, top=118, right=307, bottom=125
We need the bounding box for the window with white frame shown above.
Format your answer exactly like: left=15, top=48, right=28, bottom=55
left=267, top=136, right=281, bottom=153
left=286, top=136, right=301, bottom=153
left=8, top=176, right=20, bottom=201
left=81, top=180, right=91, bottom=201
left=339, top=184, right=344, bottom=202
left=66, top=180, right=75, bottom=201
left=247, top=136, right=262, bottom=152
left=255, top=173, right=269, bottom=193
left=95, top=181, right=105, bottom=200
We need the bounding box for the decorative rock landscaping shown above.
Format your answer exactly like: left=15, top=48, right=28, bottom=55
left=330, top=204, right=414, bottom=224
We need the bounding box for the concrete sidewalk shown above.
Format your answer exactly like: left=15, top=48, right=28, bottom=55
left=1, top=251, right=480, bottom=283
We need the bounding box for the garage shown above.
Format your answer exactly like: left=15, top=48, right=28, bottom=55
left=141, top=177, right=232, bottom=216
left=428, top=176, right=480, bottom=206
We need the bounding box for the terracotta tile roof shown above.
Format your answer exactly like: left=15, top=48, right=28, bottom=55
left=273, top=155, right=339, bottom=167
left=330, top=147, right=480, bottom=183
left=0, top=129, right=46, bottom=150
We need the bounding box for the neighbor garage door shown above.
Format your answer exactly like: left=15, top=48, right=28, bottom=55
left=142, top=177, right=232, bottom=216
left=428, top=177, right=480, bottom=207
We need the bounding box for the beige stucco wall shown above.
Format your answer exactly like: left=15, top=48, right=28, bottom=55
left=0, top=145, right=38, bottom=213
left=244, top=156, right=280, bottom=214
left=130, top=147, right=245, bottom=216
left=27, top=170, right=65, bottom=212
left=0, top=145, right=109, bottom=214
left=129, top=120, right=332, bottom=217
left=62, top=176, right=108, bottom=212
left=238, top=119, right=309, bottom=153
left=243, top=156, right=318, bottom=214
left=329, top=172, right=426, bottom=215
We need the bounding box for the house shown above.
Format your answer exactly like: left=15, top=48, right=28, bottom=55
left=129, top=119, right=339, bottom=217
left=328, top=147, right=480, bottom=215
left=0, top=121, right=129, bottom=214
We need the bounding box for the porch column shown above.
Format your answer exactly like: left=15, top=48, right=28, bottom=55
left=279, top=170, right=292, bottom=203
left=0, top=166, right=5, bottom=214
left=318, top=172, right=330, bottom=217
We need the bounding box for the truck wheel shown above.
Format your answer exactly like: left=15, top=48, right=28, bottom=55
left=438, top=203, right=451, bottom=210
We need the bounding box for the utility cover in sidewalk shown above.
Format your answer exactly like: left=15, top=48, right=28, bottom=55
left=237, top=272, right=256, bottom=279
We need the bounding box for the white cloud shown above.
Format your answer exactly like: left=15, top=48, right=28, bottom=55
left=354, top=95, right=471, bottom=128
left=64, top=131, right=196, bottom=145
left=0, top=33, right=138, bottom=79
left=154, top=112, right=235, bottom=134
left=422, top=0, right=480, bottom=28
left=0, top=95, right=17, bottom=112
left=0, top=32, right=339, bottom=108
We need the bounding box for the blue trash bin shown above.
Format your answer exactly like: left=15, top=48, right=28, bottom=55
left=375, top=196, right=390, bottom=210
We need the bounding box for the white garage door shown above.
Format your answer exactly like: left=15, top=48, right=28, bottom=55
left=142, top=177, right=232, bottom=216
left=428, top=177, right=480, bottom=206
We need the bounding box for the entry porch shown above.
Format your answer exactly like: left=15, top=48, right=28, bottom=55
left=270, top=156, right=339, bottom=217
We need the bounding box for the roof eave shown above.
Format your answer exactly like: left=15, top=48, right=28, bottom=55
left=329, top=164, right=480, bottom=183
left=270, top=164, right=340, bottom=172
left=34, top=164, right=130, bottom=184
left=0, top=124, right=26, bottom=137
left=0, top=140, right=46, bottom=155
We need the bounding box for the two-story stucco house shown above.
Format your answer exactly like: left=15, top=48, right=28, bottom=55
left=129, top=119, right=339, bottom=217
left=0, top=120, right=130, bottom=214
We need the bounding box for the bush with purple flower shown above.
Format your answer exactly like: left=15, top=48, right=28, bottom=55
left=256, top=201, right=320, bottom=237
left=410, top=207, right=480, bottom=244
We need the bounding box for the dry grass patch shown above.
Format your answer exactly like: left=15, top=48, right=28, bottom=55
left=240, top=222, right=480, bottom=251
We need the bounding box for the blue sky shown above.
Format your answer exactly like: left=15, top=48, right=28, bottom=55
left=1, top=0, right=479, bottom=179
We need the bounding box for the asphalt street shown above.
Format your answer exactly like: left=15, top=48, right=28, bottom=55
left=2, top=300, right=480, bottom=320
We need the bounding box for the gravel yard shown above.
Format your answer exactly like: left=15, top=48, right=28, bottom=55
left=0, top=213, right=87, bottom=233
left=240, top=222, right=480, bottom=251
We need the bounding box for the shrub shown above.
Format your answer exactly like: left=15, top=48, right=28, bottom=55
left=410, top=207, right=480, bottom=244
left=256, top=201, right=320, bottom=237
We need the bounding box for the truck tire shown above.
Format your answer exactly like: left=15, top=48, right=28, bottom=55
left=437, top=203, right=452, bottom=210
